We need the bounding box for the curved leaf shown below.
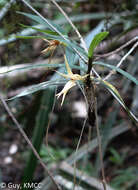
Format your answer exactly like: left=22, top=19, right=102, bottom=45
left=17, top=11, right=66, bottom=35
left=94, top=62, right=138, bottom=85
left=19, top=24, right=60, bottom=36
left=0, top=62, right=86, bottom=75
left=9, top=80, right=66, bottom=100
left=18, top=17, right=88, bottom=61
left=99, top=79, right=138, bottom=124
left=88, top=31, right=109, bottom=58
left=16, top=35, right=44, bottom=39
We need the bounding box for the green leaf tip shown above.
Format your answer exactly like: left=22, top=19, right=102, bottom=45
left=88, top=31, right=109, bottom=58
left=100, top=79, right=138, bottom=124
left=94, top=62, right=138, bottom=85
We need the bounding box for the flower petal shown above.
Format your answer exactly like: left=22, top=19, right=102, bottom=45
left=41, top=46, right=56, bottom=54
left=64, top=55, right=73, bottom=76
left=55, top=70, right=70, bottom=79
left=56, top=80, right=76, bottom=106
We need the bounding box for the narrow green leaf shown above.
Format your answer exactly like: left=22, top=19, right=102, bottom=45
left=17, top=11, right=66, bottom=35
left=0, top=62, right=86, bottom=75
left=88, top=31, right=109, bottom=58
left=17, top=25, right=69, bottom=47
left=16, top=35, right=44, bottom=39
left=94, top=62, right=138, bottom=85
left=22, top=89, right=55, bottom=189
left=18, top=17, right=87, bottom=61
left=100, top=79, right=138, bottom=123
left=9, top=80, right=66, bottom=99
left=19, top=23, right=60, bottom=36
left=16, top=34, right=68, bottom=45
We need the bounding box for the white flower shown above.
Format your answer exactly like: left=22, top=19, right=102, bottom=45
left=56, top=55, right=88, bottom=105
left=56, top=80, right=76, bottom=106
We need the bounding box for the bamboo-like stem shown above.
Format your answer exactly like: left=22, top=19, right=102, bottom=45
left=85, top=55, right=107, bottom=189
left=85, top=81, right=107, bottom=190
left=0, top=94, right=62, bottom=190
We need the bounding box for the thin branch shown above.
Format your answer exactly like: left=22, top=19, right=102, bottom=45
left=95, top=36, right=138, bottom=60
left=95, top=29, right=138, bottom=54
left=92, top=68, right=101, bottom=78
left=0, top=0, right=16, bottom=21
left=0, top=94, right=62, bottom=190
left=77, top=82, right=89, bottom=111
left=104, top=40, right=138, bottom=81
left=21, top=0, right=87, bottom=63
left=72, top=82, right=88, bottom=190
left=73, top=115, right=88, bottom=190
left=51, top=0, right=88, bottom=53
left=94, top=96, right=106, bottom=190
left=66, top=122, right=129, bottom=165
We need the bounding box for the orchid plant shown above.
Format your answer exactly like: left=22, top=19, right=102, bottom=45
left=11, top=10, right=138, bottom=124
left=1, top=3, right=138, bottom=190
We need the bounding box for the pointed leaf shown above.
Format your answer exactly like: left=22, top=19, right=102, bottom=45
left=16, top=35, right=44, bottom=39
left=19, top=24, right=59, bottom=36
left=88, top=31, right=109, bottom=58
left=64, top=55, right=73, bottom=75
left=17, top=13, right=87, bottom=61
left=65, top=46, right=76, bottom=75
left=9, top=80, right=66, bottom=100
left=94, top=62, right=138, bottom=85
left=0, top=62, right=85, bottom=75
left=100, top=79, right=138, bottom=123
left=17, top=11, right=66, bottom=35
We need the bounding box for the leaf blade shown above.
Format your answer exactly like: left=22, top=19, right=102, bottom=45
left=9, top=80, right=66, bottom=100
left=94, top=62, right=138, bottom=85
left=17, top=11, right=66, bottom=35
left=99, top=79, right=138, bottom=124
left=88, top=31, right=109, bottom=58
